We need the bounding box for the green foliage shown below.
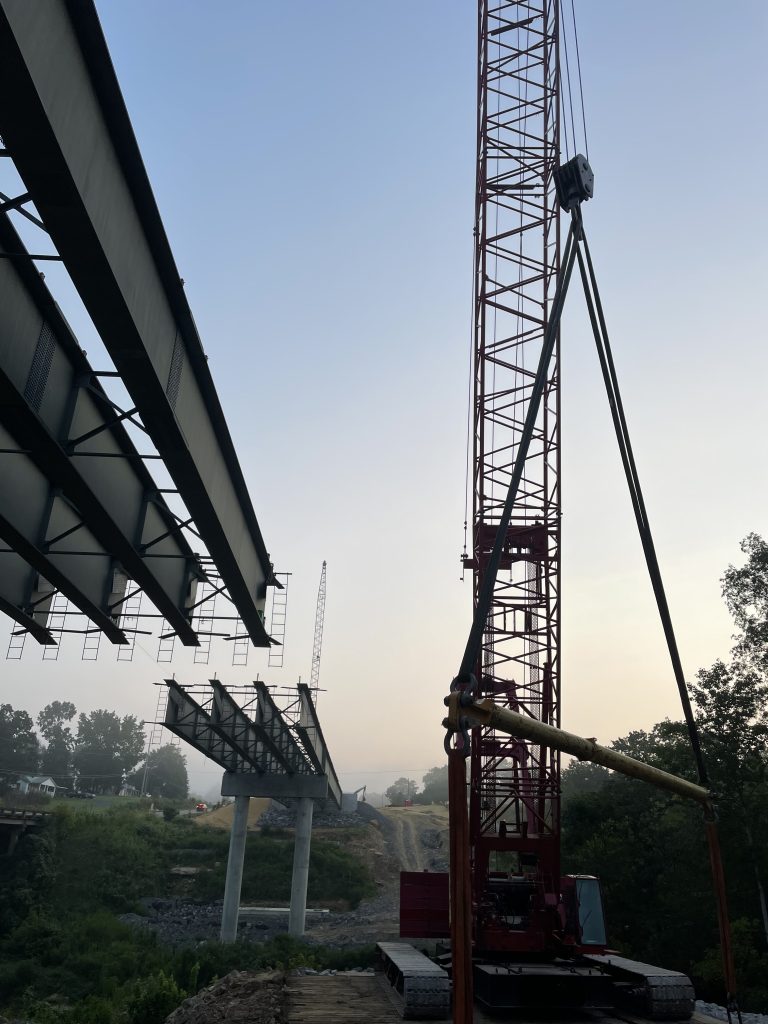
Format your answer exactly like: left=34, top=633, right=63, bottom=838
left=37, top=701, right=77, bottom=788
left=695, top=919, right=768, bottom=1010
left=416, top=765, right=449, bottom=804
left=385, top=776, right=418, bottom=806
left=129, top=744, right=189, bottom=800
left=48, top=806, right=167, bottom=913
left=125, top=970, right=186, bottom=1024
left=560, top=760, right=610, bottom=799
left=0, top=703, right=39, bottom=777
left=193, top=828, right=375, bottom=909
left=171, top=936, right=375, bottom=992
left=74, top=710, right=146, bottom=793
left=722, top=532, right=768, bottom=672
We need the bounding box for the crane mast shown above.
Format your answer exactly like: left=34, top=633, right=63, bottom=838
left=468, top=0, right=561, bottom=951
left=309, top=561, right=327, bottom=702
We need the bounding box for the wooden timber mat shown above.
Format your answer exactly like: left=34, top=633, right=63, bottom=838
left=285, top=973, right=402, bottom=1023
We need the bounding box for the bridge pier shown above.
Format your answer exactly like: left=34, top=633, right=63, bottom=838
left=289, top=797, right=314, bottom=937
left=219, top=771, right=329, bottom=944
left=220, top=794, right=250, bottom=942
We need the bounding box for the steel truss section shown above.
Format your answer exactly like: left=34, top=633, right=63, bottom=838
left=164, top=681, right=249, bottom=773
left=252, top=682, right=314, bottom=776
left=295, top=683, right=342, bottom=808
left=163, top=680, right=341, bottom=807
left=0, top=212, right=204, bottom=645
left=209, top=679, right=280, bottom=774
left=469, top=0, right=562, bottom=919
left=0, top=0, right=272, bottom=646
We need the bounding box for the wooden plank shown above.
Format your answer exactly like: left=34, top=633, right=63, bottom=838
left=286, top=975, right=402, bottom=1023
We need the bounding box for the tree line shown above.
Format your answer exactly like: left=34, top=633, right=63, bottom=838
left=0, top=700, right=188, bottom=799
left=560, top=534, right=768, bottom=1006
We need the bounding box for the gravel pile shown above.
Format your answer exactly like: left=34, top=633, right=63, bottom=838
left=290, top=967, right=375, bottom=976
left=165, top=970, right=283, bottom=1024
left=258, top=805, right=362, bottom=829
left=120, top=895, right=395, bottom=950
left=420, top=828, right=448, bottom=871
left=120, top=899, right=276, bottom=948
left=696, top=1002, right=768, bottom=1024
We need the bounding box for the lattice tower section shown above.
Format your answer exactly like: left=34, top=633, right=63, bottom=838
left=469, top=0, right=561, bottom=906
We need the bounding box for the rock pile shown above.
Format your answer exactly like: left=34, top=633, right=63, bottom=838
left=165, top=971, right=283, bottom=1024
left=120, top=899, right=274, bottom=948
left=258, top=804, right=361, bottom=829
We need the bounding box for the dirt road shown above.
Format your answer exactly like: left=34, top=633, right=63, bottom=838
left=378, top=804, right=449, bottom=873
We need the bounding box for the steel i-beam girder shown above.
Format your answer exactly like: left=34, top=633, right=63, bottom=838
left=0, top=0, right=273, bottom=646
left=0, top=213, right=203, bottom=644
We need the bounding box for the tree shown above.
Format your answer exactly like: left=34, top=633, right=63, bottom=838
left=37, top=701, right=77, bottom=787
left=418, top=765, right=449, bottom=804
left=74, top=710, right=146, bottom=793
left=0, top=704, right=39, bottom=781
left=385, top=777, right=418, bottom=807
left=692, top=535, right=768, bottom=946
left=722, top=533, right=768, bottom=672
left=691, top=659, right=768, bottom=946
left=560, top=760, right=610, bottom=800
left=128, top=744, right=189, bottom=800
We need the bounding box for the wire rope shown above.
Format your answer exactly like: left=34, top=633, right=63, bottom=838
left=570, top=0, right=589, bottom=158
left=560, top=8, right=577, bottom=160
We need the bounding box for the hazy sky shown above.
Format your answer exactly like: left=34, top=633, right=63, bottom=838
left=1, top=2, right=766, bottom=800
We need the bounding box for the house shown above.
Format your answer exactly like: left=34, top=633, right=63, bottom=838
left=15, top=775, right=59, bottom=797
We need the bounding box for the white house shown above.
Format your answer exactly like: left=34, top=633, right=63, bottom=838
left=15, top=775, right=58, bottom=797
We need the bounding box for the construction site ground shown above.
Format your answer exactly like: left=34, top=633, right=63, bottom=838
left=166, top=804, right=735, bottom=1023
left=169, top=969, right=726, bottom=1024
left=286, top=975, right=725, bottom=1023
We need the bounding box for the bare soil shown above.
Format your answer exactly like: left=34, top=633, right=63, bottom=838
left=192, top=798, right=271, bottom=831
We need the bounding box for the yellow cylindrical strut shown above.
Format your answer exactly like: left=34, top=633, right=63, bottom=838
left=446, top=696, right=711, bottom=807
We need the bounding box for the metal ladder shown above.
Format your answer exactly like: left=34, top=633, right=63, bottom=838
left=157, top=620, right=176, bottom=664
left=231, top=617, right=249, bottom=667
left=193, top=580, right=218, bottom=665
left=6, top=628, right=28, bottom=661
left=117, top=588, right=143, bottom=662
left=42, top=593, right=69, bottom=661
left=267, top=572, right=290, bottom=668
left=82, top=627, right=101, bottom=662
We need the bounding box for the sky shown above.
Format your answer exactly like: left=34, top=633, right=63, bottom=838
left=1, top=1, right=767, bottom=801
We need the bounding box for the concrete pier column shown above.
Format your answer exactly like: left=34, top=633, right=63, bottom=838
left=220, top=794, right=250, bottom=942
left=288, top=797, right=314, bottom=937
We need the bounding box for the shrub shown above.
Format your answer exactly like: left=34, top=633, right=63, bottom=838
left=125, top=971, right=186, bottom=1024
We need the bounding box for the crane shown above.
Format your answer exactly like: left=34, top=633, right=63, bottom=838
left=385, top=3, right=739, bottom=1020
left=309, top=561, right=326, bottom=703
